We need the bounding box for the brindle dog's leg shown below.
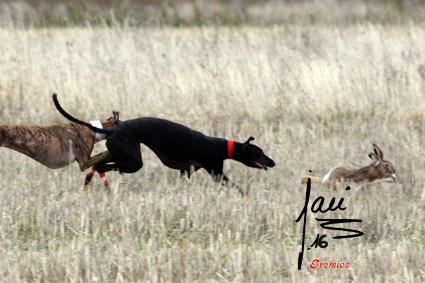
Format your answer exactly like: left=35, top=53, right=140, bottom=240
left=80, top=151, right=113, bottom=171
left=84, top=165, right=111, bottom=192
left=82, top=151, right=114, bottom=192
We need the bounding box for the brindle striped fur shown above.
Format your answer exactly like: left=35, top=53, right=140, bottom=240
left=0, top=112, right=119, bottom=171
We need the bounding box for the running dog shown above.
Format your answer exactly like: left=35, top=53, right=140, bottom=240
left=53, top=94, right=275, bottom=195
left=0, top=108, right=120, bottom=190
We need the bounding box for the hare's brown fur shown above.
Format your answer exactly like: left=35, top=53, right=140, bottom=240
left=302, top=144, right=397, bottom=185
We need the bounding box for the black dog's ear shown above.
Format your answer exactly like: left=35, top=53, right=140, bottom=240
left=112, top=111, right=120, bottom=124
left=244, top=136, right=255, bottom=144
left=242, top=136, right=255, bottom=152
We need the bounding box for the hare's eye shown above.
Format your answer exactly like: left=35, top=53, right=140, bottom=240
left=385, top=163, right=389, bottom=168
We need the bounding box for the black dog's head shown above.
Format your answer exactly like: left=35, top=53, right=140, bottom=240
left=238, top=137, right=275, bottom=170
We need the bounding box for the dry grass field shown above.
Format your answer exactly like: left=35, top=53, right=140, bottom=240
left=0, top=11, right=425, bottom=282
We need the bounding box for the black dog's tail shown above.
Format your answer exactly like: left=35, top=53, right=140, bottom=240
left=52, top=93, right=113, bottom=135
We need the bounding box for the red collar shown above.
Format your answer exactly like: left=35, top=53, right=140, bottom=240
left=227, top=140, right=234, bottom=159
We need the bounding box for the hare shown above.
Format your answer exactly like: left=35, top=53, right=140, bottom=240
left=301, top=144, right=397, bottom=185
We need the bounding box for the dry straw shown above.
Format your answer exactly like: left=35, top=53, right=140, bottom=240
left=0, top=4, right=424, bottom=281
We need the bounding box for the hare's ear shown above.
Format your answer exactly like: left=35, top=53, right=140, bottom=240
left=369, top=153, right=380, bottom=165
left=373, top=143, right=384, bottom=159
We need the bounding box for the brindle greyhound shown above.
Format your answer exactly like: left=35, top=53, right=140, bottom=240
left=53, top=94, right=275, bottom=195
left=0, top=110, right=120, bottom=190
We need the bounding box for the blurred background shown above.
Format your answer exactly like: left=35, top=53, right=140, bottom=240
left=0, top=0, right=424, bottom=27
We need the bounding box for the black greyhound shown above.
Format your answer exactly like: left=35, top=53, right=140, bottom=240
left=53, top=94, right=275, bottom=194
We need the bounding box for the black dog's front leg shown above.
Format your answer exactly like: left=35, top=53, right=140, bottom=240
left=213, top=173, right=246, bottom=196
left=207, top=166, right=246, bottom=196
left=180, top=166, right=201, bottom=179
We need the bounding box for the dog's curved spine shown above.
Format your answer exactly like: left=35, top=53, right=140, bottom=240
left=52, top=94, right=113, bottom=135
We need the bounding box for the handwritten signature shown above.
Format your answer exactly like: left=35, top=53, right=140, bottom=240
left=295, top=173, right=364, bottom=270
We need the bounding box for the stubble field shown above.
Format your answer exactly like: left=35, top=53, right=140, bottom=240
left=0, top=22, right=425, bottom=281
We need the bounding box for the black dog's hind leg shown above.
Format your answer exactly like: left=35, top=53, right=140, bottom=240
left=96, top=139, right=144, bottom=174
left=95, top=157, right=143, bottom=174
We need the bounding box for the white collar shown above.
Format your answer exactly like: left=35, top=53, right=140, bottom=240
left=90, top=120, right=106, bottom=142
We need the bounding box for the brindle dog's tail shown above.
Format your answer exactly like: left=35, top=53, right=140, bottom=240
left=52, top=93, right=113, bottom=135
